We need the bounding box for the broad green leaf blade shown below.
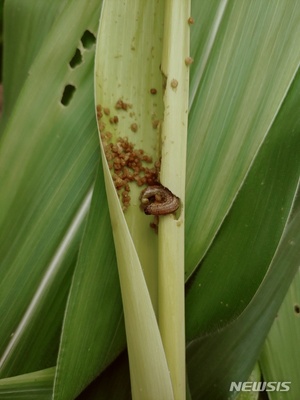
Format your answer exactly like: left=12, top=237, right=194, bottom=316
left=0, top=0, right=101, bottom=377
left=189, top=0, right=227, bottom=104
left=186, top=207, right=300, bottom=399
left=259, top=269, right=300, bottom=400
left=1, top=0, right=69, bottom=123
left=53, top=165, right=125, bottom=400
left=0, top=367, right=54, bottom=400
left=94, top=1, right=174, bottom=399
left=186, top=66, right=300, bottom=335
left=185, top=0, right=300, bottom=278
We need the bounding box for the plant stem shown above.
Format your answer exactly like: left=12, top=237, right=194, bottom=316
left=159, top=1, right=191, bottom=399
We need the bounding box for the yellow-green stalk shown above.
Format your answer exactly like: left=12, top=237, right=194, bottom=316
left=159, top=1, right=191, bottom=399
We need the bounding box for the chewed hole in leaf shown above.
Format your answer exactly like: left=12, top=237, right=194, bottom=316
left=69, top=48, right=83, bottom=68
left=81, top=30, right=96, bottom=49
left=61, top=84, right=76, bottom=106
left=294, top=304, right=300, bottom=315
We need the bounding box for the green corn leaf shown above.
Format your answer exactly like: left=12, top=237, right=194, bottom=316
left=53, top=165, right=125, bottom=400
left=186, top=0, right=300, bottom=278
left=0, top=367, right=55, bottom=400
left=0, top=0, right=101, bottom=377
left=186, top=66, right=300, bottom=336
left=1, top=0, right=69, bottom=123
left=1, top=0, right=300, bottom=399
left=186, top=206, right=300, bottom=399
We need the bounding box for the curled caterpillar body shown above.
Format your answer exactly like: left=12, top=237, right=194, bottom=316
left=140, top=185, right=180, bottom=215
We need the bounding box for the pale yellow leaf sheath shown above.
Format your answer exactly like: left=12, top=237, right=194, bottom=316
left=94, top=1, right=182, bottom=399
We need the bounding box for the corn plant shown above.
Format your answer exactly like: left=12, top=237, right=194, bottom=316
left=0, top=1, right=300, bottom=400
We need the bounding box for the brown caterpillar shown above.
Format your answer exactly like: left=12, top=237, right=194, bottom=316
left=140, top=185, right=180, bottom=215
